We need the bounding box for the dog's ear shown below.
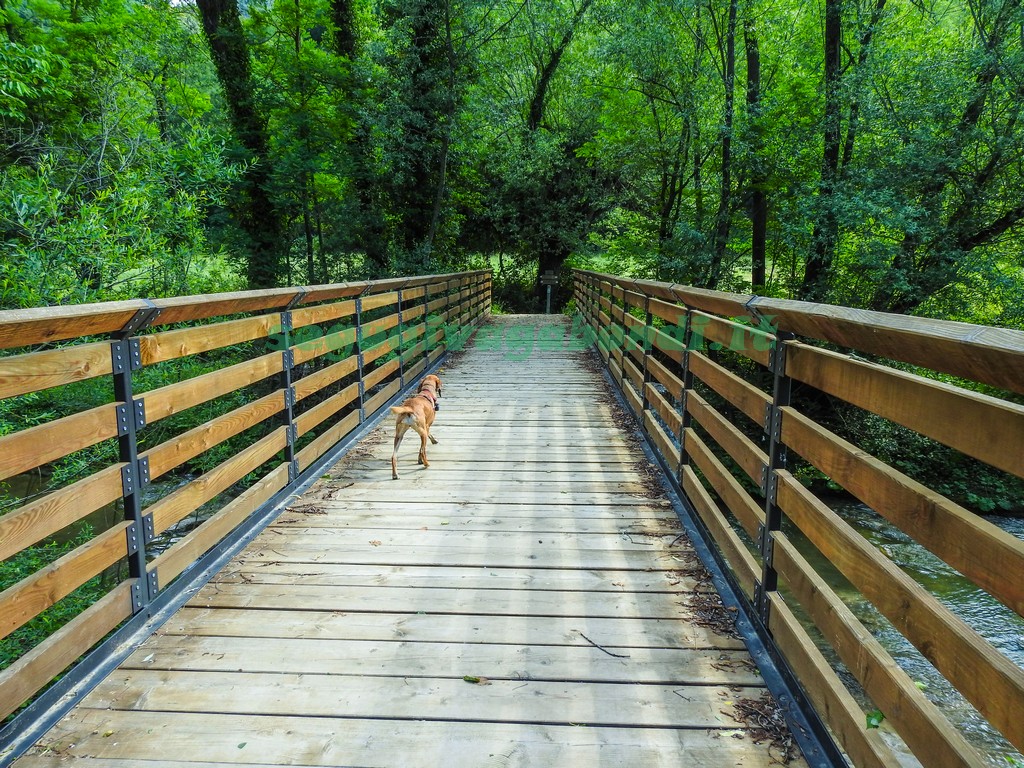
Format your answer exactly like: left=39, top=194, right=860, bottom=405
left=435, top=376, right=442, bottom=396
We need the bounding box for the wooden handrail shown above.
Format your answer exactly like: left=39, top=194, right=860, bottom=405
left=573, top=268, right=1024, bottom=767
left=0, top=270, right=491, bottom=721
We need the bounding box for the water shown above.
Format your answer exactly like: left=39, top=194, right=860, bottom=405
left=801, top=499, right=1024, bottom=765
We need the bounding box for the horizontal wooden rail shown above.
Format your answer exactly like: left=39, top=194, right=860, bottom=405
left=0, top=269, right=491, bottom=722
left=573, top=268, right=1024, bottom=767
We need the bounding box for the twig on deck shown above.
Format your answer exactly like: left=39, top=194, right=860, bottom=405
left=578, top=631, right=630, bottom=658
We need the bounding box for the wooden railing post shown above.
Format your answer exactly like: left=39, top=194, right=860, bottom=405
left=110, top=302, right=161, bottom=612
left=755, top=329, right=794, bottom=624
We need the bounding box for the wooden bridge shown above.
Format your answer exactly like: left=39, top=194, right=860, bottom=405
left=0, top=270, right=1022, bottom=767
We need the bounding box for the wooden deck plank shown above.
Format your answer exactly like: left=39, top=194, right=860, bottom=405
left=84, top=670, right=763, bottom=729
left=235, top=541, right=688, bottom=569
left=17, top=315, right=804, bottom=768
left=212, top=562, right=702, bottom=591
left=188, top=583, right=713, bottom=620
left=243, top=528, right=684, bottom=551
left=160, top=608, right=744, bottom=649
left=18, top=710, right=789, bottom=767
left=270, top=512, right=681, bottom=533
left=122, top=635, right=761, bottom=685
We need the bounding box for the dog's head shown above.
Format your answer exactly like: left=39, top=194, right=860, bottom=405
left=421, top=374, right=442, bottom=398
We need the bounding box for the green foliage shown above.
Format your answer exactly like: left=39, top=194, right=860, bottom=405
left=850, top=410, right=1024, bottom=514
left=0, top=0, right=1021, bottom=320
left=0, top=526, right=109, bottom=671
left=0, top=0, right=245, bottom=308
left=0, top=40, right=67, bottom=120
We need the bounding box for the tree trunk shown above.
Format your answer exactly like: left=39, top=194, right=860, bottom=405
left=1, top=0, right=19, bottom=42
left=197, top=0, right=284, bottom=288
left=802, top=0, right=842, bottom=301
left=841, top=0, right=887, bottom=172
left=707, top=0, right=738, bottom=289
left=527, top=0, right=596, bottom=131
left=527, top=0, right=596, bottom=304
left=744, top=11, right=766, bottom=292
left=331, top=0, right=356, bottom=58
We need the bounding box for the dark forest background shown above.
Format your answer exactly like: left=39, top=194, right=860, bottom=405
left=2, top=0, right=1023, bottom=321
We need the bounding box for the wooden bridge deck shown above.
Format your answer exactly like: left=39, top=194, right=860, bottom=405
left=15, top=316, right=802, bottom=768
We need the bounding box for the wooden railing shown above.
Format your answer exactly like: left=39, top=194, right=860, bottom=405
left=0, top=270, right=490, bottom=723
left=573, top=269, right=1024, bottom=768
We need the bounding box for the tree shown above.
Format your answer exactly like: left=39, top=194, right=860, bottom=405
left=706, top=0, right=739, bottom=289
left=866, top=0, right=1024, bottom=315
left=1, top=0, right=242, bottom=308
left=197, top=0, right=285, bottom=288
left=743, top=8, right=767, bottom=292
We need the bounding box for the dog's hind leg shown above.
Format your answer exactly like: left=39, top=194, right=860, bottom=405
left=391, top=423, right=409, bottom=479
left=415, top=427, right=430, bottom=467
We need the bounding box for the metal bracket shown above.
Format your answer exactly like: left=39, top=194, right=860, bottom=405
left=282, top=348, right=295, bottom=371
left=765, top=472, right=779, bottom=505
left=119, top=301, right=162, bottom=338
left=763, top=530, right=775, bottom=564
left=121, top=463, right=136, bottom=497
left=142, top=512, right=155, bottom=544
left=285, top=289, right=307, bottom=310
left=116, top=403, right=131, bottom=436
left=111, top=340, right=128, bottom=376
left=287, top=423, right=299, bottom=445
left=126, top=522, right=140, bottom=556
left=130, top=580, right=144, bottom=613
left=768, top=334, right=792, bottom=376
left=147, top=570, right=159, bottom=599
left=119, top=457, right=151, bottom=497
left=284, top=387, right=296, bottom=409
left=288, top=459, right=300, bottom=483
left=129, top=338, right=142, bottom=371
left=763, top=402, right=773, bottom=432
left=753, top=581, right=773, bottom=625
left=118, top=400, right=146, bottom=435
left=112, top=338, right=144, bottom=375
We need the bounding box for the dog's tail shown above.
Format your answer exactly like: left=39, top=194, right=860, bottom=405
left=390, top=405, right=415, bottom=416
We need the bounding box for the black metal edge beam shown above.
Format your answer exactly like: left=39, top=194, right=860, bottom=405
left=0, top=354, right=451, bottom=767
left=593, top=358, right=848, bottom=768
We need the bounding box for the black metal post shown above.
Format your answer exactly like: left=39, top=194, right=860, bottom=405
left=110, top=302, right=161, bottom=612
left=677, top=310, right=694, bottom=480
left=397, top=289, right=405, bottom=388
left=279, top=310, right=299, bottom=483
left=755, top=330, right=794, bottom=624
left=355, top=295, right=366, bottom=422
left=640, top=297, right=653, bottom=413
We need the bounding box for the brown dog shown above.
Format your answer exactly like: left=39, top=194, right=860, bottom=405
left=389, top=374, right=442, bottom=479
